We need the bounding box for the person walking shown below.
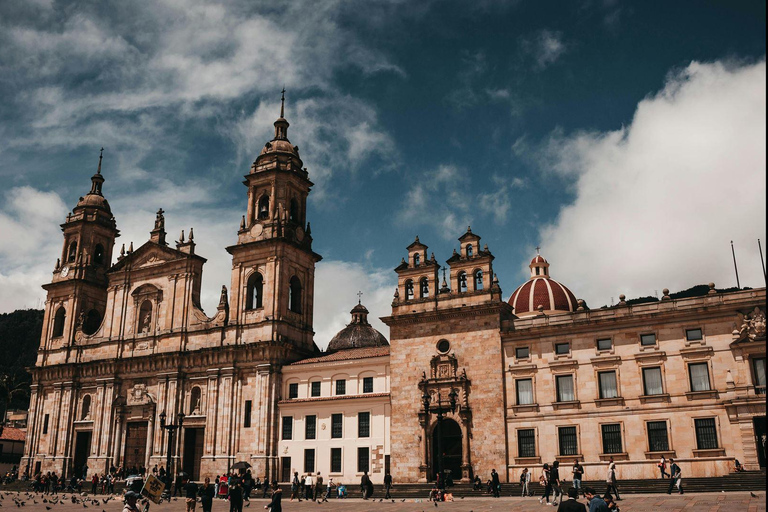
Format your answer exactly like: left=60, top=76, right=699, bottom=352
left=304, top=473, right=314, bottom=501
left=557, top=487, right=587, bottom=512
left=384, top=471, right=393, bottom=499
left=658, top=456, right=669, bottom=478
left=243, top=470, right=253, bottom=501
left=228, top=476, right=243, bottom=512
left=314, top=472, right=323, bottom=502
left=583, top=487, right=609, bottom=512
left=122, top=491, right=141, bottom=512
left=490, top=468, right=500, bottom=498
left=183, top=476, right=199, bottom=512
left=520, top=468, right=531, bottom=497
left=199, top=477, right=215, bottom=512
left=323, top=478, right=335, bottom=502
left=550, top=461, right=563, bottom=505
left=360, top=471, right=372, bottom=499
left=605, top=458, right=621, bottom=501
left=290, top=472, right=301, bottom=502
left=539, top=463, right=552, bottom=505
left=261, top=476, right=270, bottom=499
left=666, top=459, right=683, bottom=495
left=264, top=481, right=282, bottom=512
left=572, top=460, right=584, bottom=497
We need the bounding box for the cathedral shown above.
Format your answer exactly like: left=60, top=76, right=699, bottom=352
left=22, top=96, right=766, bottom=486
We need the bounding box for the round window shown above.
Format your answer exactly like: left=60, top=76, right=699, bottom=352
left=436, top=339, right=451, bottom=354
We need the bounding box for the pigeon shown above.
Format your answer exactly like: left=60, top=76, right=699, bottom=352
left=751, top=492, right=758, bottom=498
left=245, top=503, right=250, bottom=508
left=45, top=508, right=51, bottom=511
left=434, top=502, right=438, bottom=508
left=401, top=499, right=406, bottom=502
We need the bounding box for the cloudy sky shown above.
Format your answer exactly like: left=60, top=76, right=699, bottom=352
left=0, top=1, right=765, bottom=348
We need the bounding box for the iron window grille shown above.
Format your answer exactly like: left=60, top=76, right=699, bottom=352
left=330, top=448, right=342, bottom=473
left=311, top=381, right=321, bottom=397
left=646, top=421, right=669, bottom=452
left=288, top=383, right=299, bottom=399
left=518, top=429, right=536, bottom=458
left=336, top=379, right=346, bottom=395
left=305, top=415, right=317, bottom=440
left=363, top=377, right=374, bottom=393
left=694, top=418, right=718, bottom=450
left=558, top=426, right=578, bottom=456
left=331, top=414, right=343, bottom=439
left=358, top=412, right=371, bottom=438
left=601, top=424, right=623, bottom=454
left=281, top=416, right=293, bottom=440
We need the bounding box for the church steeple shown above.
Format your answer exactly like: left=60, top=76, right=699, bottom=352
left=89, top=148, right=105, bottom=196
left=273, top=88, right=290, bottom=141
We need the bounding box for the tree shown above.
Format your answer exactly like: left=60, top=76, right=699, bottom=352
left=0, top=369, right=30, bottom=425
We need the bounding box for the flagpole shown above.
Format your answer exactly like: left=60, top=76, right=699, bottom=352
left=759, top=239, right=766, bottom=286
left=731, top=241, right=740, bottom=289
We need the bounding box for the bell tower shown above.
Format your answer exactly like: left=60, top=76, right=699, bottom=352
left=40, top=149, right=119, bottom=357
left=227, top=91, right=322, bottom=349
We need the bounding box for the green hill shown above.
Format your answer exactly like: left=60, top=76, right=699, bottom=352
left=0, top=309, right=43, bottom=419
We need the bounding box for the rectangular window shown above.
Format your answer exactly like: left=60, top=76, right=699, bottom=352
left=281, top=416, right=293, bottom=440
left=304, top=449, right=315, bottom=473
left=642, top=367, right=664, bottom=395
left=597, top=338, right=612, bottom=351
left=685, top=328, right=703, bottom=341
left=556, top=374, right=575, bottom=402
left=244, top=400, right=252, bottom=428
left=694, top=418, right=718, bottom=450
left=753, top=357, right=766, bottom=394
left=640, top=333, right=657, bottom=346
left=555, top=342, right=570, bottom=355
left=336, top=379, right=346, bottom=395
left=43, top=414, right=49, bottom=434
left=598, top=371, right=619, bottom=399
left=358, top=412, right=370, bottom=438
left=689, top=363, right=711, bottom=392
left=558, top=426, right=578, bottom=456
left=331, top=413, right=343, bottom=439
left=515, top=347, right=530, bottom=359
left=363, top=377, right=374, bottom=393
left=330, top=448, right=342, bottom=473
left=311, top=381, right=321, bottom=397
left=517, top=429, right=536, bottom=458
left=305, top=415, right=316, bottom=440
left=288, top=383, right=299, bottom=399
left=357, top=447, right=369, bottom=473
left=601, top=424, right=623, bottom=454
left=516, top=379, right=534, bottom=405
left=647, top=421, right=669, bottom=452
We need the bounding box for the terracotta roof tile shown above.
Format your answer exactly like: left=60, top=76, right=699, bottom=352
left=290, top=346, right=390, bottom=365
left=0, top=426, right=26, bottom=442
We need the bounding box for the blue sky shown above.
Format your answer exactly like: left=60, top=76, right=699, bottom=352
left=0, top=1, right=765, bottom=346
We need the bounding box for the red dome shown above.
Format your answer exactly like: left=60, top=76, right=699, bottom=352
left=509, top=253, right=577, bottom=317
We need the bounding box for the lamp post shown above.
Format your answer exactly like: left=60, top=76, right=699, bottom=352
left=421, top=387, right=457, bottom=484
left=159, top=410, right=185, bottom=494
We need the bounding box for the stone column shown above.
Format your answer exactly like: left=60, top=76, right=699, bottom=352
left=460, top=412, right=471, bottom=482
left=418, top=412, right=428, bottom=483
left=145, top=414, right=155, bottom=470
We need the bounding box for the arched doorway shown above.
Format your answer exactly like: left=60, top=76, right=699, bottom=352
left=431, top=418, right=462, bottom=482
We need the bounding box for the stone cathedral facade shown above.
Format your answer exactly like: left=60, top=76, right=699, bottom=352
left=23, top=99, right=320, bottom=481
left=22, top=97, right=766, bottom=484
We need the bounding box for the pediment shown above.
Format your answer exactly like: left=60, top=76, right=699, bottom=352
left=109, top=241, right=205, bottom=273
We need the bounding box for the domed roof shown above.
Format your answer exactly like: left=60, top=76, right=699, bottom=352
left=75, top=190, right=111, bottom=212
left=260, top=138, right=299, bottom=156
left=327, top=302, right=389, bottom=352
left=508, top=253, right=577, bottom=317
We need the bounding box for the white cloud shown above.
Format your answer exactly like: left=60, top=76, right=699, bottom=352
left=520, top=29, right=566, bottom=70
left=534, top=59, right=766, bottom=306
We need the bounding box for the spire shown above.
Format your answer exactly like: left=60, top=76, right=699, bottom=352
left=89, top=147, right=106, bottom=195
left=273, top=88, right=290, bottom=140
left=150, top=208, right=167, bottom=245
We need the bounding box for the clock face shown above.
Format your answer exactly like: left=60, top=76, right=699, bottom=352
left=295, top=226, right=305, bottom=242
left=60, top=266, right=70, bottom=277
left=250, top=223, right=263, bottom=238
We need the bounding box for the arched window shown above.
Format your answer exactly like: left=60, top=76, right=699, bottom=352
left=289, top=276, right=302, bottom=314
left=190, top=386, right=202, bottom=414
left=67, top=241, right=78, bottom=263
left=52, top=307, right=66, bottom=337
left=458, top=272, right=468, bottom=293
left=413, top=253, right=420, bottom=266
left=474, top=270, right=484, bottom=291
left=139, top=300, right=152, bottom=333
left=83, top=309, right=102, bottom=335
left=93, top=244, right=105, bottom=266
left=258, top=195, right=270, bottom=220
left=289, top=199, right=299, bottom=224
left=245, top=272, right=263, bottom=310
left=420, top=278, right=429, bottom=298
left=466, top=244, right=473, bottom=257
left=81, top=395, right=91, bottom=420
left=405, top=280, right=414, bottom=300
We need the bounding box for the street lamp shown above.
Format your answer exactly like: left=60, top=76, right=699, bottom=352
left=159, top=410, right=185, bottom=494
left=422, top=387, right=458, bottom=485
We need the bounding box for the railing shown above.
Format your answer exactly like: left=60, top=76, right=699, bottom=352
left=755, top=385, right=766, bottom=395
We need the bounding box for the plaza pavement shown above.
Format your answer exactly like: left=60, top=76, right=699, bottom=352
left=0, top=491, right=765, bottom=512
